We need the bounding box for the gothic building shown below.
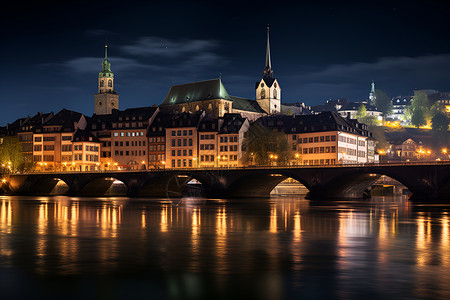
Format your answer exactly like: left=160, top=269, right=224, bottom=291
left=159, top=27, right=291, bottom=120
left=255, top=26, right=281, bottom=114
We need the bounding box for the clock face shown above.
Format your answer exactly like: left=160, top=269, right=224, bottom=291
left=274, top=82, right=277, bottom=88
left=260, top=82, right=265, bottom=88
left=111, top=101, right=116, bottom=107
left=98, top=100, right=102, bottom=106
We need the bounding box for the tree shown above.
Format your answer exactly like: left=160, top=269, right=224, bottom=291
left=374, top=89, right=393, bottom=116
left=411, top=91, right=431, bottom=127
left=242, top=123, right=293, bottom=166
left=431, top=105, right=449, bottom=147
left=356, top=104, right=380, bottom=127
left=356, top=104, right=367, bottom=119
left=0, top=136, right=25, bottom=173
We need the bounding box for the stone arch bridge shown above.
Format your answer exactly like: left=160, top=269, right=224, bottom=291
left=3, top=162, right=450, bottom=201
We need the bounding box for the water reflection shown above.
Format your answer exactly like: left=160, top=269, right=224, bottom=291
left=0, top=195, right=450, bottom=298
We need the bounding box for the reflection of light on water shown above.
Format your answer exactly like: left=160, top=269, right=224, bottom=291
left=0, top=200, right=12, bottom=234
left=441, top=213, right=449, bottom=266
left=270, top=204, right=277, bottom=233
left=141, top=210, right=146, bottom=228
left=161, top=205, right=168, bottom=232
left=215, top=206, right=227, bottom=273
left=293, top=211, right=301, bottom=242
left=416, top=213, right=431, bottom=267
left=190, top=208, right=201, bottom=270
left=0, top=200, right=13, bottom=264
left=38, top=203, right=48, bottom=235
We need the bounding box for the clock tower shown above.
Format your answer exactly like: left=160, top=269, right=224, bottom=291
left=94, top=45, right=119, bottom=115
left=256, top=26, right=281, bottom=114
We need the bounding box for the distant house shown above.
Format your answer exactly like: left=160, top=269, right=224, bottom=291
left=311, top=98, right=348, bottom=114
left=338, top=102, right=383, bottom=121
left=386, top=96, right=413, bottom=123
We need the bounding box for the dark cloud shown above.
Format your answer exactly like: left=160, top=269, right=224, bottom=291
left=121, top=37, right=219, bottom=58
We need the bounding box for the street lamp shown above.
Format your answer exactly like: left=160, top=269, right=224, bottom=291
left=295, top=153, right=300, bottom=166
left=192, top=157, right=197, bottom=168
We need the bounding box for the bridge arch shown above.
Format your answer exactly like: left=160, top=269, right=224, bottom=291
left=29, top=177, right=70, bottom=195
left=223, top=170, right=312, bottom=198
left=138, top=172, right=209, bottom=198
left=308, top=168, right=413, bottom=200
left=78, top=176, right=128, bottom=196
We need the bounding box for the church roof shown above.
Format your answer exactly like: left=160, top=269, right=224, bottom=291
left=160, top=78, right=231, bottom=106
left=255, top=77, right=276, bottom=89
left=230, top=96, right=266, bottom=114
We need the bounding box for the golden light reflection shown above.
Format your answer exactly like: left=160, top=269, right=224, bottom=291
left=270, top=204, right=277, bottom=233
left=416, top=213, right=432, bottom=267
left=161, top=205, right=169, bottom=232
left=440, top=213, right=449, bottom=266
left=0, top=199, right=12, bottom=234
left=0, top=200, right=13, bottom=264
left=141, top=210, right=146, bottom=228
left=215, top=206, right=227, bottom=273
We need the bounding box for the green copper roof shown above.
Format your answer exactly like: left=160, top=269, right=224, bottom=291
left=99, top=45, right=114, bottom=78
left=161, top=79, right=230, bottom=106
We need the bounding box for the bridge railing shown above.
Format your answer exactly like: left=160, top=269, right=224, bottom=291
left=11, top=160, right=450, bottom=176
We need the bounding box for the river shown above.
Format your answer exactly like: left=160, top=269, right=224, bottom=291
left=0, top=195, right=449, bottom=299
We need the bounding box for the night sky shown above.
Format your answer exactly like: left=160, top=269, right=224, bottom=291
left=2, top=0, right=450, bottom=125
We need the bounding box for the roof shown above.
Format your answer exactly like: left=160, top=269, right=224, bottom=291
left=73, top=129, right=100, bottom=143
left=254, top=77, right=276, bottom=89
left=339, top=102, right=379, bottom=112
left=160, top=78, right=231, bottom=106
left=147, top=111, right=173, bottom=137
left=218, top=113, right=247, bottom=134
left=255, top=111, right=372, bottom=137
left=165, top=111, right=205, bottom=129
left=197, top=114, right=219, bottom=132
left=230, top=96, right=266, bottom=114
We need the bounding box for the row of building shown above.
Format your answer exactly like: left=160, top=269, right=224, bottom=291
left=2, top=104, right=377, bottom=172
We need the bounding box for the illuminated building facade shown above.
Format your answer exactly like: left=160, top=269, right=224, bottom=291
left=32, top=109, right=101, bottom=172
left=256, top=112, right=376, bottom=165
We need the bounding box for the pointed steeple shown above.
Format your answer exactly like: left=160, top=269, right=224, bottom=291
left=99, top=45, right=114, bottom=79
left=263, top=25, right=273, bottom=79
left=369, top=80, right=376, bottom=103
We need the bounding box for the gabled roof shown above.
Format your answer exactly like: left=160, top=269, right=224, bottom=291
left=161, top=78, right=231, bottom=106
left=73, top=129, right=100, bottom=143
left=219, top=113, right=247, bottom=134
left=197, top=114, right=219, bottom=132
left=255, top=77, right=276, bottom=89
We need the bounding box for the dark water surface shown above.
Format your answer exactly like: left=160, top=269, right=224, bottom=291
left=0, top=195, right=449, bottom=299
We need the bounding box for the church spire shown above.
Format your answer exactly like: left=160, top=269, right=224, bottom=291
left=263, top=25, right=273, bottom=79
left=99, top=45, right=114, bottom=79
